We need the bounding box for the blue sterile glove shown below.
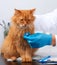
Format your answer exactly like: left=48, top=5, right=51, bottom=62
left=23, top=32, right=52, bottom=48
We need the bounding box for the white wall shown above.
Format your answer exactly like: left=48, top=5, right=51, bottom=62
left=0, top=0, right=57, bottom=20
left=0, top=0, right=57, bottom=49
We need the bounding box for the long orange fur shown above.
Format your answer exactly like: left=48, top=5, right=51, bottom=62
left=1, top=9, right=37, bottom=62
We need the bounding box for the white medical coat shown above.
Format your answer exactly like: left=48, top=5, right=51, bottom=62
left=34, top=9, right=57, bottom=57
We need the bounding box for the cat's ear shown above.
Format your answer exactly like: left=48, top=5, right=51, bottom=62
left=30, top=8, right=36, bottom=14
left=14, top=9, right=21, bottom=15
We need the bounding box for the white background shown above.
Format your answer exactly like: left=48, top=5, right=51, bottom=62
left=0, top=0, right=57, bottom=20
left=0, top=0, right=57, bottom=56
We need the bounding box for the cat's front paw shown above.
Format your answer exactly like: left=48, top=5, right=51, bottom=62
left=25, top=55, right=32, bottom=62
left=22, top=55, right=32, bottom=62
left=22, top=56, right=26, bottom=62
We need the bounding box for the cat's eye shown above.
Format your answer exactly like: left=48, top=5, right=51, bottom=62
left=20, top=19, right=23, bottom=21
left=27, top=19, right=31, bottom=21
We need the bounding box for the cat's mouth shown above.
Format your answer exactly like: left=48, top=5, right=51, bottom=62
left=17, top=24, right=29, bottom=29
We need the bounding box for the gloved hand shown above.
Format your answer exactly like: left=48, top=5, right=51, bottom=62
left=23, top=32, right=52, bottom=48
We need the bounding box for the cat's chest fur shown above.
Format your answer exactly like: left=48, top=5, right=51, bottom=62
left=12, top=26, right=31, bottom=42
left=12, top=24, right=34, bottom=39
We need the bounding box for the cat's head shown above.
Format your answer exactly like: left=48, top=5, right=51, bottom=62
left=11, top=9, right=35, bottom=29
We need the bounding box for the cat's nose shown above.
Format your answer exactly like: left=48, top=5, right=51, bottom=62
left=23, top=24, right=26, bottom=27
left=23, top=22, right=27, bottom=26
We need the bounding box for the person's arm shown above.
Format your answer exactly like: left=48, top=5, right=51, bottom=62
left=52, top=35, right=56, bottom=46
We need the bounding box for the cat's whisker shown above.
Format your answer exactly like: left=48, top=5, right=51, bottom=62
left=27, top=24, right=33, bottom=28
left=17, top=25, right=28, bottom=29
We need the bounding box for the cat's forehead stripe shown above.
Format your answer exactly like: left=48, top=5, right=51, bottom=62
left=21, top=10, right=30, bottom=15
left=21, top=12, right=31, bottom=18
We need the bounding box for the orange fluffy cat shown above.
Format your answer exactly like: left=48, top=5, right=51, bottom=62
left=1, top=9, right=37, bottom=62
